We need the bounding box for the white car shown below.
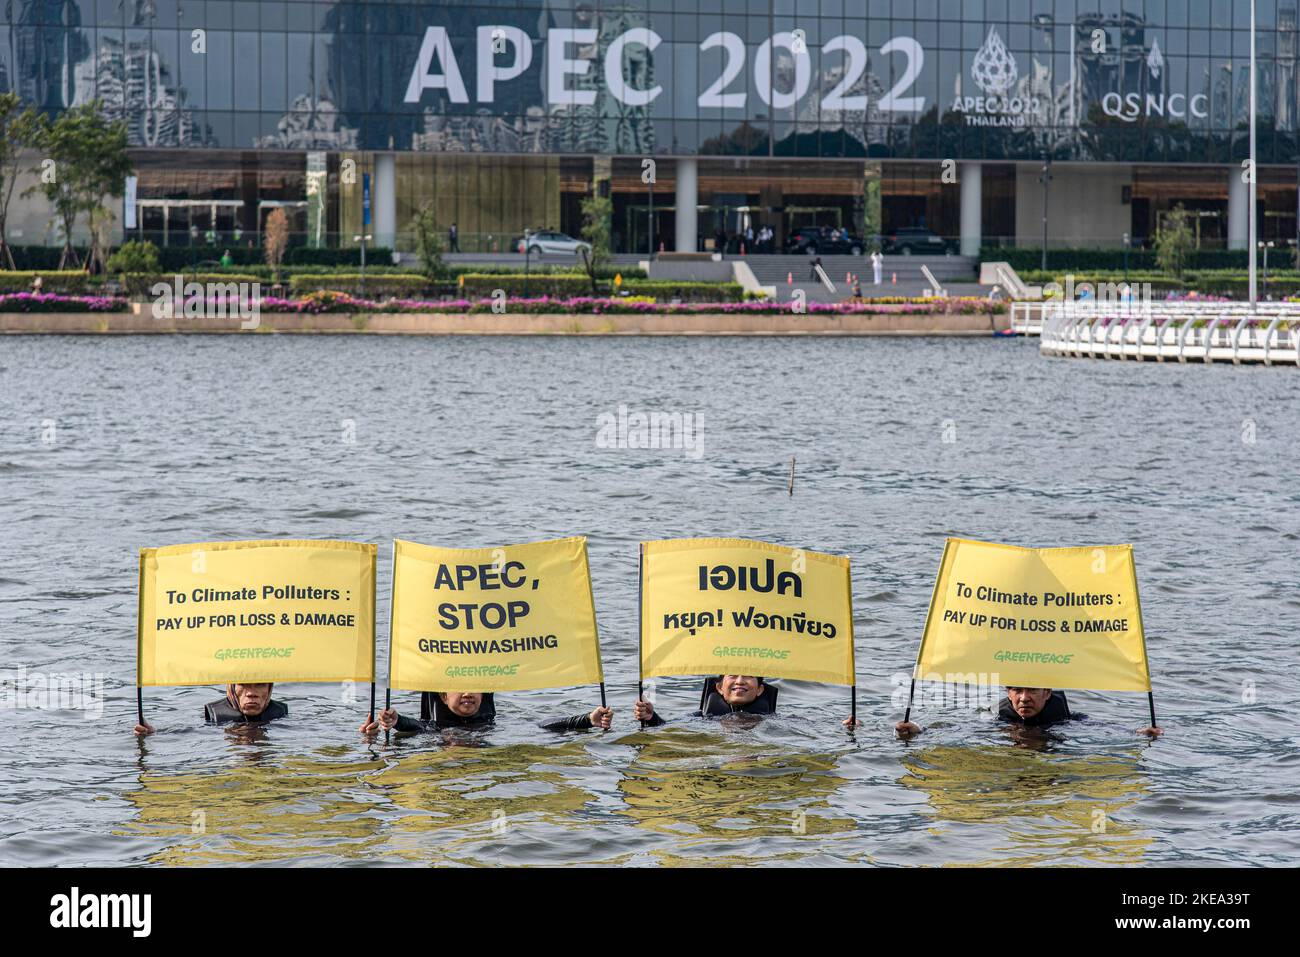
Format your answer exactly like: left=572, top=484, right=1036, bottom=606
left=518, top=230, right=592, bottom=258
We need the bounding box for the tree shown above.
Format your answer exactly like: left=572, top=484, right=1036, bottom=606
left=1154, top=204, right=1195, bottom=279
left=412, top=203, right=447, bottom=279
left=264, top=208, right=290, bottom=285
left=579, top=192, right=612, bottom=294
left=0, top=93, right=45, bottom=270
left=26, top=102, right=132, bottom=271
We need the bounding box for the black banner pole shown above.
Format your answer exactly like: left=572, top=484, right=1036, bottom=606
left=1148, top=691, right=1157, bottom=728
left=637, top=543, right=646, bottom=728
left=850, top=685, right=856, bottom=724
left=136, top=552, right=146, bottom=728
left=903, top=678, right=917, bottom=724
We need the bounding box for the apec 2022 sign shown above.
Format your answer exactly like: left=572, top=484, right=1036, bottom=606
left=404, top=23, right=1208, bottom=127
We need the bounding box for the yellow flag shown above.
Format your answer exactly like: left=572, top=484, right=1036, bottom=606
left=138, top=540, right=376, bottom=686
left=916, top=539, right=1151, bottom=692
left=389, top=537, right=604, bottom=693
left=640, top=538, right=855, bottom=686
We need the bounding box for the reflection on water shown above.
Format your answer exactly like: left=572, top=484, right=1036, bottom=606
left=120, top=749, right=389, bottom=866
left=898, top=743, right=1152, bottom=866
left=619, top=726, right=856, bottom=864
left=364, top=740, right=599, bottom=865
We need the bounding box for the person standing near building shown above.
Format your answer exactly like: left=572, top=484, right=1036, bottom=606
left=448, top=222, right=460, bottom=252
left=871, top=249, right=883, bottom=285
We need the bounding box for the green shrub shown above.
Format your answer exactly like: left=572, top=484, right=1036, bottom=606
left=982, top=247, right=1260, bottom=272
left=118, top=273, right=264, bottom=299
left=289, top=273, right=435, bottom=297
left=107, top=240, right=161, bottom=276
left=0, top=270, right=91, bottom=293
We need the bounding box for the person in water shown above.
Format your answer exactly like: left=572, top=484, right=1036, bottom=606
left=632, top=674, right=778, bottom=726
left=359, top=691, right=613, bottom=735
left=133, top=682, right=287, bottom=734
left=892, top=686, right=1163, bottom=738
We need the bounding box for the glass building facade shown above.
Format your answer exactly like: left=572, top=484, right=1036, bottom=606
left=3, top=0, right=1298, bottom=252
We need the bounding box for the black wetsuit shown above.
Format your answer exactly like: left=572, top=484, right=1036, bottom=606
left=203, top=696, right=288, bottom=725
left=995, top=691, right=1079, bottom=728
left=391, top=692, right=597, bottom=734
left=642, top=683, right=779, bottom=726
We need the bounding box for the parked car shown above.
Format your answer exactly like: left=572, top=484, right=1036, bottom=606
left=883, top=227, right=952, bottom=255
left=783, top=227, right=864, bottom=256
left=517, top=230, right=592, bottom=258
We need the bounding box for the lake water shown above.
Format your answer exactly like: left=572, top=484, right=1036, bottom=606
left=2, top=334, right=1297, bottom=866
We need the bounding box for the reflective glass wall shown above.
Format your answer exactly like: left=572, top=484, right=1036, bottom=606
left=4, top=0, right=1298, bottom=163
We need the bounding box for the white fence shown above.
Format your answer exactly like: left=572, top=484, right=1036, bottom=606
left=1039, top=301, right=1299, bottom=365
left=1010, top=301, right=1044, bottom=334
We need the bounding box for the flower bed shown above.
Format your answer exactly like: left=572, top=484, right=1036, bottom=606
left=0, top=292, right=127, bottom=312
left=262, top=291, right=1008, bottom=315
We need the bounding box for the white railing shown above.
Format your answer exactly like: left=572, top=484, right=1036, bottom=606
left=1039, top=301, right=1299, bottom=365
left=1010, top=300, right=1044, bottom=334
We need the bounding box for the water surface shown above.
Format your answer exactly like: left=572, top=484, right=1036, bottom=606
left=1, top=335, right=1297, bottom=866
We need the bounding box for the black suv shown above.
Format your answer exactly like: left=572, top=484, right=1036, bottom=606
left=883, top=227, right=952, bottom=255
left=784, top=227, right=864, bottom=256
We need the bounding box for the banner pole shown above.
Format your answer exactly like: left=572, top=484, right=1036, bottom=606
left=850, top=685, right=856, bottom=724
left=1147, top=691, right=1157, bottom=728
left=385, top=540, right=396, bottom=741
left=902, top=678, right=916, bottom=724
left=599, top=681, right=607, bottom=708
left=637, top=543, right=645, bottom=728
left=136, top=551, right=146, bottom=728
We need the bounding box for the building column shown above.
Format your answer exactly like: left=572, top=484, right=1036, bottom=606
left=374, top=153, right=397, bottom=251
left=960, top=161, right=982, bottom=257
left=675, top=158, right=698, bottom=253
left=1228, top=167, right=1247, bottom=251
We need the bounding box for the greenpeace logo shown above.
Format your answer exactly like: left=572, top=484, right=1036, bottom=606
left=50, top=887, right=151, bottom=937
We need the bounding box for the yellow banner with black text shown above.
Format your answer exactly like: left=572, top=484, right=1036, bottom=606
left=640, top=538, right=855, bottom=686
left=137, top=540, right=376, bottom=686
left=916, top=538, right=1151, bottom=692
left=388, top=537, right=604, bottom=693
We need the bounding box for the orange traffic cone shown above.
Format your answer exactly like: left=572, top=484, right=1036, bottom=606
left=787, top=272, right=793, bottom=285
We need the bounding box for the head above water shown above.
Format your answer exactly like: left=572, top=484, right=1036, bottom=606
left=226, top=683, right=273, bottom=716
left=1005, top=687, right=1053, bottom=719
left=439, top=692, right=482, bottom=717
left=714, top=675, right=764, bottom=706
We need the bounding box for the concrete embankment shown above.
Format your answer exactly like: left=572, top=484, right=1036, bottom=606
left=1, top=311, right=1006, bottom=336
